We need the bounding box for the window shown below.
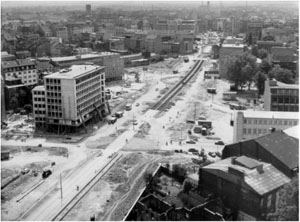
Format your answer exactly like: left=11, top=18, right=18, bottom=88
left=258, top=119, right=262, bottom=124
left=258, top=129, right=262, bottom=134
left=244, top=119, right=247, bottom=124
left=243, top=128, right=247, bottom=134
left=248, top=128, right=251, bottom=134
left=253, top=129, right=257, bottom=134
left=254, top=120, right=257, bottom=124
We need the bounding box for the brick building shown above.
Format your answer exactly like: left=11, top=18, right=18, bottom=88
left=199, top=156, right=291, bottom=220
left=222, top=131, right=299, bottom=178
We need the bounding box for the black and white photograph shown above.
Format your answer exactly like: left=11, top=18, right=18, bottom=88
left=0, top=0, right=299, bottom=221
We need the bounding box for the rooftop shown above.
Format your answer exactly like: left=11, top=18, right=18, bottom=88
left=254, top=131, right=299, bottom=170
left=221, top=44, right=244, bottom=48
left=51, top=52, right=118, bottom=62
left=204, top=156, right=291, bottom=195
left=45, top=65, right=103, bottom=80
left=284, top=125, right=299, bottom=139
left=32, top=85, right=45, bottom=91
left=269, top=79, right=299, bottom=89
left=1, top=59, right=35, bottom=68
left=239, top=110, right=299, bottom=119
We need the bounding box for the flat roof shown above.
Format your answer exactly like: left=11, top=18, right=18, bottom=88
left=51, top=52, right=118, bottom=62
left=240, top=111, right=299, bottom=119
left=283, top=125, right=299, bottom=139
left=273, top=81, right=299, bottom=89
left=45, top=65, right=103, bottom=80
left=222, top=44, right=245, bottom=48
left=33, top=85, right=45, bottom=91
left=2, top=59, right=35, bottom=68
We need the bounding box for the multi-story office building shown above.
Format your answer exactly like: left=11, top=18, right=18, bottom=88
left=219, top=43, right=245, bottom=78
left=32, top=64, right=106, bottom=132
left=233, top=110, right=299, bottom=142
left=247, top=20, right=263, bottom=44
left=1, top=59, right=38, bottom=87
left=51, top=52, right=123, bottom=82
left=264, top=79, right=299, bottom=112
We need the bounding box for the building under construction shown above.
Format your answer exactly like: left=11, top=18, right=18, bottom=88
left=32, top=64, right=107, bottom=133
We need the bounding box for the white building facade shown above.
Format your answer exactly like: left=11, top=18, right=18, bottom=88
left=233, top=110, right=299, bottom=142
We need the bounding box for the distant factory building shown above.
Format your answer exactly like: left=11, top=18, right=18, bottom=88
left=51, top=52, right=124, bottom=82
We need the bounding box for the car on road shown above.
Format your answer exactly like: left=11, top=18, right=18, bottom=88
left=188, top=148, right=198, bottom=153
left=186, top=140, right=196, bottom=144
left=136, top=103, right=140, bottom=107
left=215, top=140, right=225, bottom=145
left=21, top=168, right=30, bottom=174
left=133, top=120, right=138, bottom=125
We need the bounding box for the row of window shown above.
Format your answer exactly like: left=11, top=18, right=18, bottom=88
left=79, top=100, right=103, bottom=116
left=47, top=92, right=61, bottom=97
left=34, top=97, right=45, bottom=102
left=33, top=91, right=45, bottom=95
left=23, top=79, right=36, bottom=84
left=77, top=84, right=101, bottom=99
left=75, top=70, right=103, bottom=84
left=34, top=104, right=45, bottom=108
left=4, top=65, right=36, bottom=72
left=47, top=105, right=62, bottom=111
left=244, top=118, right=298, bottom=126
left=47, top=98, right=62, bottom=104
left=45, top=78, right=61, bottom=84
left=76, top=76, right=101, bottom=91
left=243, top=128, right=268, bottom=135
left=77, top=95, right=101, bottom=111
left=6, top=70, right=36, bottom=77
left=46, top=85, right=61, bottom=91
left=271, top=105, right=299, bottom=112
left=48, top=111, right=63, bottom=118
left=77, top=88, right=101, bottom=105
left=272, top=96, right=299, bottom=104
left=271, top=89, right=298, bottom=96
left=35, top=110, right=46, bottom=114
left=35, top=117, right=46, bottom=122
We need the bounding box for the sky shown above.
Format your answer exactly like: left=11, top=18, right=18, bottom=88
left=1, top=0, right=299, bottom=9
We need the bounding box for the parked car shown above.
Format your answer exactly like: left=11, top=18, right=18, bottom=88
left=133, top=120, right=138, bottom=125
left=215, top=140, right=225, bottom=145
left=42, top=169, right=52, bottom=179
left=210, top=152, right=216, bottom=158
left=136, top=103, right=140, bottom=107
left=216, top=152, right=222, bottom=158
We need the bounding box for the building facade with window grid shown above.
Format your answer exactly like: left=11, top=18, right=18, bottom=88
left=32, top=64, right=105, bottom=132
left=1, top=59, right=37, bottom=87
left=264, top=79, right=299, bottom=112
left=233, top=110, right=299, bottom=142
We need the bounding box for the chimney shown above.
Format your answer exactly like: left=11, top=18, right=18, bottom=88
left=256, top=164, right=264, bottom=174
left=231, top=156, right=237, bottom=165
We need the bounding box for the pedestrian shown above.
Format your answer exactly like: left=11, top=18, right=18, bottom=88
left=126, top=139, right=128, bottom=143
left=163, top=125, right=165, bottom=129
left=76, top=185, right=79, bottom=191
left=166, top=142, right=168, bottom=146
left=170, top=140, right=172, bottom=145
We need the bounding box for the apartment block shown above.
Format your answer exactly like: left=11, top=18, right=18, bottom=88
left=233, top=110, right=299, bottom=142
left=1, top=59, right=38, bottom=87
left=32, top=64, right=106, bottom=132
left=219, top=43, right=245, bottom=78
left=51, top=52, right=124, bottom=82
left=264, top=79, right=299, bottom=112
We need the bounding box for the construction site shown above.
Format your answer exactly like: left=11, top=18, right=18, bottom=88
left=1, top=46, right=250, bottom=221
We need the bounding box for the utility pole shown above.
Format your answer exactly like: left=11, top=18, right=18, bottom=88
left=60, top=173, right=63, bottom=200
left=194, top=102, right=197, bottom=121
left=132, top=112, right=135, bottom=130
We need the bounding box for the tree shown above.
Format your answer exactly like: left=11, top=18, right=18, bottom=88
left=24, top=104, right=33, bottom=114
left=183, top=181, right=193, bottom=194
left=248, top=32, right=253, bottom=45
left=268, top=65, right=294, bottom=84
left=267, top=176, right=298, bottom=221
left=144, top=172, right=160, bottom=191
left=226, top=52, right=258, bottom=91
left=258, top=49, right=268, bottom=59
left=254, top=71, right=267, bottom=96
left=251, top=45, right=258, bottom=57
left=260, top=59, right=272, bottom=74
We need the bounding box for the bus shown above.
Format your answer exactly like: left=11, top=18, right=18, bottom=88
left=125, top=104, right=132, bottom=111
